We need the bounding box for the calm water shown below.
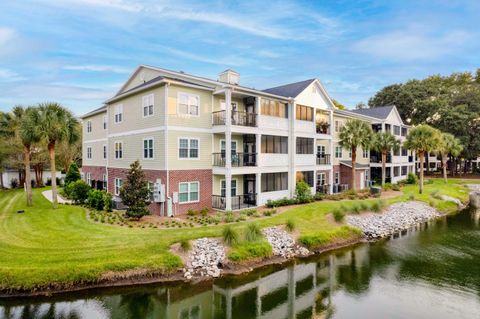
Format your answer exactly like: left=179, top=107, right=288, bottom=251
left=1, top=208, right=480, bottom=319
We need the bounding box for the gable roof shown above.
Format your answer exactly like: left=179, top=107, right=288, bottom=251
left=118, top=75, right=211, bottom=97
left=80, top=105, right=106, bottom=119
left=349, top=106, right=395, bottom=120
left=262, top=79, right=316, bottom=98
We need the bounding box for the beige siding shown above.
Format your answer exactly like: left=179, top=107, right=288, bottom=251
left=108, top=85, right=166, bottom=135
left=122, top=67, right=162, bottom=93
left=83, top=141, right=107, bottom=167
left=167, top=131, right=212, bottom=170
left=167, top=85, right=213, bottom=128
left=213, top=133, right=244, bottom=153
left=108, top=130, right=165, bottom=170
left=213, top=174, right=244, bottom=195
left=212, top=95, right=246, bottom=112
left=83, top=112, right=107, bottom=141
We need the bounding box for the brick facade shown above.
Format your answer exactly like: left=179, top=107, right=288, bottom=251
left=81, top=165, right=106, bottom=189
left=106, top=167, right=212, bottom=216
left=338, top=164, right=369, bottom=189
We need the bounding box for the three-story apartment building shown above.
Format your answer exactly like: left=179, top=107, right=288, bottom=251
left=81, top=65, right=372, bottom=216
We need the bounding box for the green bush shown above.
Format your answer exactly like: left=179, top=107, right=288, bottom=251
left=245, top=223, right=262, bottom=242
left=199, top=207, right=209, bottom=216
left=87, top=189, right=105, bottom=210
left=286, top=219, right=296, bottom=232
left=223, top=211, right=234, bottom=223
left=295, top=180, right=311, bottom=202
left=266, top=197, right=297, bottom=208
left=359, top=202, right=370, bottom=211
left=383, top=183, right=393, bottom=191
left=371, top=199, right=386, bottom=213
left=263, top=209, right=277, bottom=216
left=228, top=241, right=272, bottom=262
left=180, top=239, right=191, bottom=252
left=64, top=163, right=81, bottom=186
left=242, top=208, right=257, bottom=216
left=431, top=189, right=442, bottom=200
left=351, top=204, right=361, bottom=214
left=408, top=193, right=415, bottom=201
left=406, top=173, right=417, bottom=184
left=103, top=192, right=113, bottom=212
left=391, top=183, right=401, bottom=191
left=332, top=208, right=345, bottom=222
left=68, top=180, right=91, bottom=204
left=299, top=226, right=361, bottom=249
left=187, top=209, right=196, bottom=216
left=222, top=225, right=239, bottom=246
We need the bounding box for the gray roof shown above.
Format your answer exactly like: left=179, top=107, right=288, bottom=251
left=118, top=75, right=212, bottom=97
left=339, top=161, right=370, bottom=169
left=81, top=105, right=106, bottom=119
left=262, top=79, right=316, bottom=98
left=348, top=106, right=395, bottom=120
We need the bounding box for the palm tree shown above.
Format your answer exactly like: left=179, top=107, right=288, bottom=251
left=0, top=106, right=40, bottom=206
left=372, top=132, right=401, bottom=187
left=437, top=133, right=463, bottom=183
left=404, top=124, right=440, bottom=193
left=339, top=119, right=373, bottom=191
left=33, top=103, right=80, bottom=207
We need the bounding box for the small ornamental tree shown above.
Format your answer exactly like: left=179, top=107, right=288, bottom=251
left=64, top=162, right=81, bottom=186
left=120, top=160, right=151, bottom=219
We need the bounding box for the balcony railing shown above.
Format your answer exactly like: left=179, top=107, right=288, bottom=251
left=212, top=194, right=257, bottom=210
left=212, top=110, right=257, bottom=127
left=212, top=153, right=257, bottom=167
left=316, top=184, right=330, bottom=194
left=316, top=154, right=331, bottom=165
left=370, top=153, right=392, bottom=163
left=332, top=184, right=349, bottom=193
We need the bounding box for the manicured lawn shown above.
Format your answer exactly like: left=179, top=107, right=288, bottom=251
left=0, top=178, right=475, bottom=291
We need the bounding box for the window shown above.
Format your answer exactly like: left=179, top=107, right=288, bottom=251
left=178, top=93, right=199, bottom=116
left=143, top=138, right=154, bottom=159
left=334, top=172, right=340, bottom=184
left=103, top=145, right=107, bottom=159
left=220, top=101, right=238, bottom=111
left=179, top=138, right=199, bottom=159
left=178, top=182, right=199, bottom=203
left=114, top=178, right=122, bottom=196
left=86, top=146, right=92, bottom=159
left=103, top=174, right=107, bottom=190
left=220, top=140, right=237, bottom=157
left=114, top=104, right=123, bottom=123
left=317, top=145, right=326, bottom=156
left=86, top=172, right=91, bottom=186
left=401, top=147, right=408, bottom=156
left=394, top=147, right=400, bottom=156
left=296, top=105, right=313, bottom=121
left=393, top=125, right=401, bottom=135
left=115, top=141, right=123, bottom=159
left=261, top=135, right=288, bottom=154
left=401, top=127, right=407, bottom=136
left=142, top=94, right=154, bottom=117
left=103, top=115, right=107, bottom=130
left=401, top=166, right=408, bottom=176
left=335, top=146, right=342, bottom=158
left=348, top=149, right=352, bottom=158
left=86, top=120, right=92, bottom=133
left=296, top=171, right=314, bottom=187
left=317, top=173, right=326, bottom=185
left=335, top=120, right=342, bottom=132
left=261, top=99, right=288, bottom=118
left=394, top=166, right=400, bottom=177
left=296, top=137, right=313, bottom=154
left=261, top=172, right=288, bottom=192
left=363, top=149, right=369, bottom=158
left=221, top=180, right=237, bottom=197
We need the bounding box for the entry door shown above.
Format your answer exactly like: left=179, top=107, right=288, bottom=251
left=317, top=145, right=326, bottom=156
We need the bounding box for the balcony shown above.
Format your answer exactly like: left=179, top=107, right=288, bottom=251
left=316, top=123, right=330, bottom=135
left=316, top=154, right=331, bottom=165
left=212, top=152, right=257, bottom=167
left=370, top=153, right=392, bottom=163
left=316, top=184, right=330, bottom=194
left=212, top=194, right=257, bottom=210
left=212, top=110, right=257, bottom=127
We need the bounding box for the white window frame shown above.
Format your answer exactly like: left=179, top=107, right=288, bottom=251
left=221, top=179, right=237, bottom=197
left=103, top=145, right=107, bottom=159
left=103, top=115, right=107, bottom=130
left=143, top=137, right=154, bottom=160
left=86, top=172, right=91, bottom=186
left=178, top=181, right=200, bottom=204
left=114, top=104, right=123, bottom=123
left=220, top=100, right=238, bottom=111
left=177, top=92, right=200, bottom=116
left=86, top=120, right=92, bottom=133
left=103, top=174, right=107, bottom=190
left=335, top=172, right=340, bottom=184
left=317, top=172, right=326, bottom=185
left=114, top=178, right=122, bottom=196
left=335, top=146, right=342, bottom=158
left=86, top=146, right=92, bottom=159
left=115, top=141, right=123, bottom=159
left=220, top=139, right=237, bottom=157
left=317, top=145, right=326, bottom=156
left=335, top=120, right=342, bottom=132
left=178, top=137, right=200, bottom=159
left=142, top=94, right=154, bottom=118
left=363, top=149, right=369, bottom=158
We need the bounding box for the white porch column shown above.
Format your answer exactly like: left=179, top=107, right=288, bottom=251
left=289, top=100, right=296, bottom=198
left=255, top=172, right=261, bottom=206
left=328, top=109, right=334, bottom=194
left=225, top=87, right=232, bottom=211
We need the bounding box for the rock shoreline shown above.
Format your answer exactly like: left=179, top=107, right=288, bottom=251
left=347, top=201, right=442, bottom=240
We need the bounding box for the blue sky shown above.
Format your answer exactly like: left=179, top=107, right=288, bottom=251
left=0, top=0, right=479, bottom=115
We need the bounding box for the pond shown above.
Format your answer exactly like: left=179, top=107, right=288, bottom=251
left=1, top=208, right=479, bottom=319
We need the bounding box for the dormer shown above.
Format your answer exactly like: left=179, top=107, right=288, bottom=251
left=218, top=69, right=240, bottom=85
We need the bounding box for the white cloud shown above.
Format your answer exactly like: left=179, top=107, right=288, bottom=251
left=0, top=27, right=15, bottom=46
left=0, top=68, right=25, bottom=82
left=352, top=29, right=470, bottom=61
left=63, top=64, right=131, bottom=73
left=59, top=0, right=142, bottom=12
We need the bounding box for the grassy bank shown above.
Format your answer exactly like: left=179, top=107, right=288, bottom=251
left=0, top=179, right=475, bottom=292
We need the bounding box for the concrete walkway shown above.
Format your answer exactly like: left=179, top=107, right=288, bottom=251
left=42, top=190, right=72, bottom=204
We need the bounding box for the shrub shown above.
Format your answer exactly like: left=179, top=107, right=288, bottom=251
left=223, top=211, right=234, bottom=223
left=187, top=209, right=196, bottom=216
left=266, top=197, right=297, bottom=208
left=245, top=223, right=262, bottom=242
left=228, top=241, right=272, bottom=262
left=263, top=209, right=277, bottom=216
left=431, top=189, right=442, bottom=200
left=64, top=163, right=81, bottom=186
left=351, top=204, right=361, bottom=214
left=200, top=207, right=209, bottom=216
left=313, top=193, right=324, bottom=201
left=295, top=180, right=311, bottom=202
left=242, top=208, right=257, bottom=216
left=103, top=192, right=113, bottom=212
left=299, top=226, right=361, bottom=249
left=286, top=219, right=296, bottom=232
left=87, top=189, right=105, bottom=210
left=120, top=160, right=151, bottom=220
left=391, top=184, right=401, bottom=191
left=10, top=178, right=18, bottom=188
left=332, top=208, right=345, bottom=222
left=406, top=173, right=418, bottom=184
left=371, top=199, right=386, bottom=213
left=180, top=239, right=191, bottom=252
left=222, top=225, right=239, bottom=246
left=69, top=180, right=91, bottom=204
left=408, top=193, right=415, bottom=201
left=359, top=202, right=370, bottom=211
left=383, top=183, right=393, bottom=191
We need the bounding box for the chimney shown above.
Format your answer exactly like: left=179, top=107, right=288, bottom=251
left=218, top=69, right=240, bottom=85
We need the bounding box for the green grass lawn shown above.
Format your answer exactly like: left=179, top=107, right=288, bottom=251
left=0, top=178, right=475, bottom=291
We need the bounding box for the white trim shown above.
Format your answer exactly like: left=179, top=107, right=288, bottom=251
left=177, top=137, right=200, bottom=160
left=114, top=104, right=123, bottom=124
left=86, top=146, right=92, bottom=159
left=114, top=140, right=123, bottom=159
left=220, top=178, right=238, bottom=197
left=220, top=139, right=238, bottom=153
left=142, top=137, right=154, bottom=160
left=114, top=177, right=122, bottom=196
left=178, top=181, right=200, bottom=204
left=103, top=115, right=107, bottom=130
left=83, top=138, right=107, bottom=143
left=86, top=120, right=92, bottom=134
left=177, top=92, right=200, bottom=117
left=142, top=93, right=155, bottom=118
left=103, top=144, right=107, bottom=160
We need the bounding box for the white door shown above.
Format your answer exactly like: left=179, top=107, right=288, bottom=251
left=359, top=171, right=365, bottom=189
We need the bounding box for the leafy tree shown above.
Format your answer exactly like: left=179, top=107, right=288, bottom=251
left=332, top=99, right=346, bottom=110
left=120, top=160, right=151, bottom=219
left=56, top=124, right=82, bottom=172
left=437, top=133, right=463, bottom=183
left=339, top=119, right=373, bottom=191
left=65, top=162, right=81, bottom=186
left=295, top=180, right=311, bottom=203
left=404, top=125, right=441, bottom=193
left=32, top=103, right=80, bottom=208
left=372, top=132, right=401, bottom=187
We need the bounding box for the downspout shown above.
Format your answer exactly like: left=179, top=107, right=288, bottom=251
left=165, top=83, right=170, bottom=216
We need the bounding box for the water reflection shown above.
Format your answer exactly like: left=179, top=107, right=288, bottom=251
left=1, top=208, right=480, bottom=319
